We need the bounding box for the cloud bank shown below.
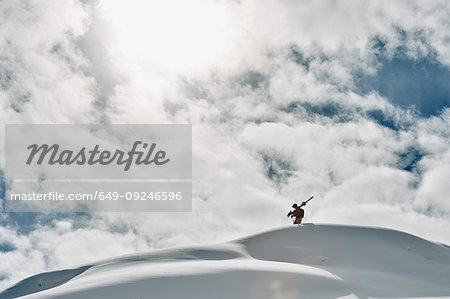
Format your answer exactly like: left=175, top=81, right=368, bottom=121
left=0, top=0, right=449, bottom=289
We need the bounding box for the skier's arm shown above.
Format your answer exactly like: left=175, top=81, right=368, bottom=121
left=287, top=211, right=292, bottom=217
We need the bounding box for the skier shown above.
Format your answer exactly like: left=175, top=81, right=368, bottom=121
left=287, top=202, right=306, bottom=224
left=287, top=196, right=313, bottom=224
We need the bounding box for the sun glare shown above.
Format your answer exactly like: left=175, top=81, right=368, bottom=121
left=100, top=0, right=235, bottom=74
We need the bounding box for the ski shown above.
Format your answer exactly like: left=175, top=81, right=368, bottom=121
left=302, top=196, right=314, bottom=205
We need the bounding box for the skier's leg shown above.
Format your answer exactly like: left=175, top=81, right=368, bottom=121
left=294, top=217, right=303, bottom=224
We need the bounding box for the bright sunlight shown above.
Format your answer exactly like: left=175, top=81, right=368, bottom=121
left=100, top=0, right=235, bottom=74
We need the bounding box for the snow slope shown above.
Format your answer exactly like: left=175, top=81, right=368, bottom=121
left=1, top=224, right=449, bottom=299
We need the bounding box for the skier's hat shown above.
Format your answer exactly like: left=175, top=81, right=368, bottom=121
left=292, top=203, right=298, bottom=208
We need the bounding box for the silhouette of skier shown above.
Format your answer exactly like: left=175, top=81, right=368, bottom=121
left=287, top=196, right=313, bottom=224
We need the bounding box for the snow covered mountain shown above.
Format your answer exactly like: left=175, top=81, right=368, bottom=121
left=1, top=224, right=450, bottom=299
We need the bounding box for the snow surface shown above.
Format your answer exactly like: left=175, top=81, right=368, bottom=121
left=1, top=224, right=449, bottom=299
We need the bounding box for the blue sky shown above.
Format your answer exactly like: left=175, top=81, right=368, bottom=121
left=357, top=53, right=450, bottom=118
left=0, top=0, right=449, bottom=289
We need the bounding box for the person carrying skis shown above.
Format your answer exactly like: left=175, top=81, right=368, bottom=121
left=287, top=196, right=313, bottom=224
left=287, top=202, right=306, bottom=224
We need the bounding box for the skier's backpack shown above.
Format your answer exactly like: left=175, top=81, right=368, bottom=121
left=299, top=208, right=304, bottom=218
left=293, top=208, right=304, bottom=218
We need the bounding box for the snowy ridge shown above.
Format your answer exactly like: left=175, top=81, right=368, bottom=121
left=1, top=224, right=449, bottom=299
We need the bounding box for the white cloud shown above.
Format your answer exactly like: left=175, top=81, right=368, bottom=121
left=0, top=0, right=94, bottom=123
